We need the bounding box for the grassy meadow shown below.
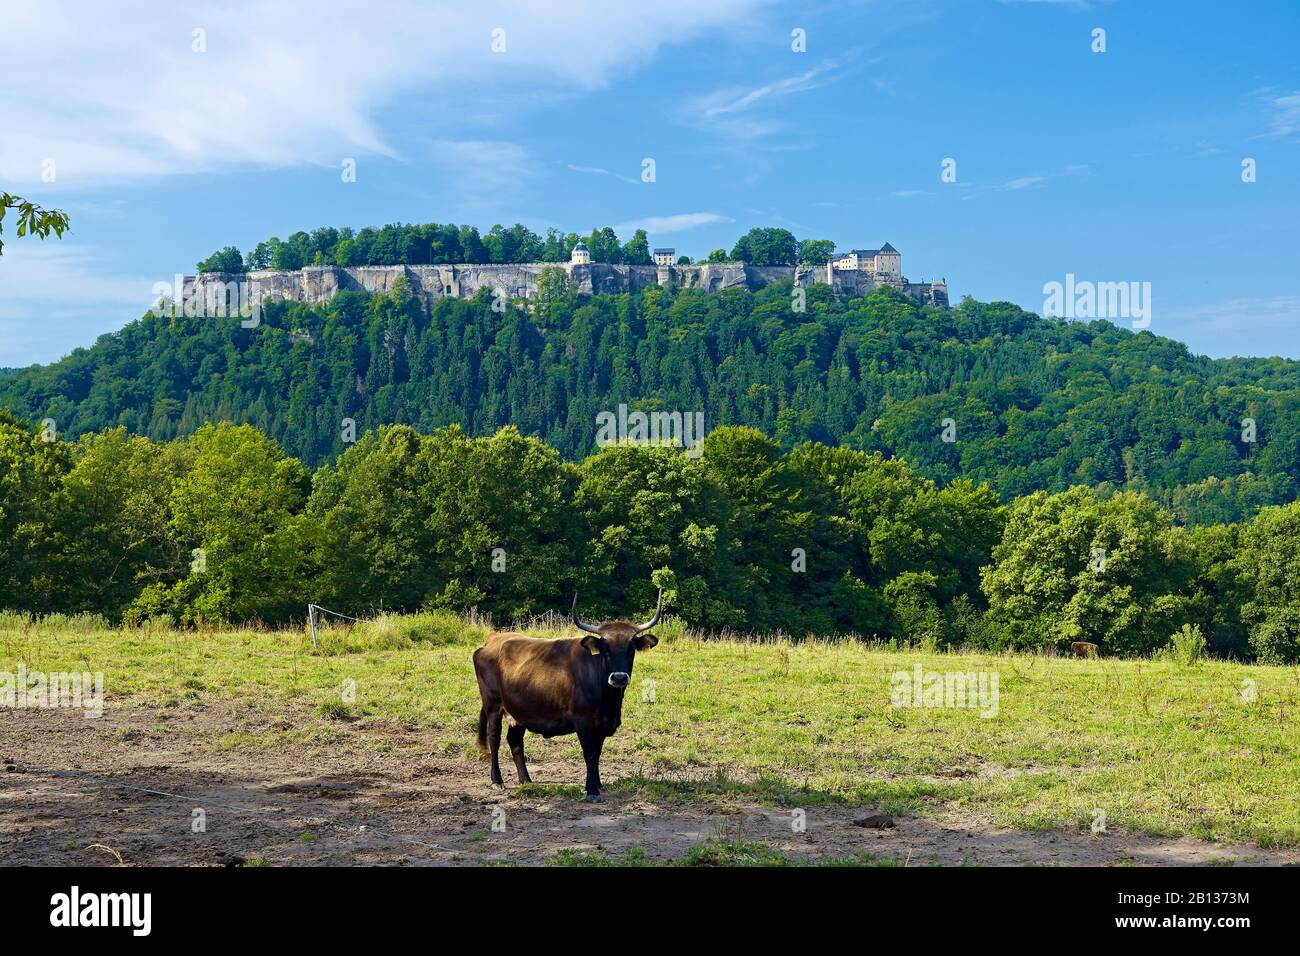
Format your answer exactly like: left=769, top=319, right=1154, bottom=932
left=3, top=610, right=1299, bottom=849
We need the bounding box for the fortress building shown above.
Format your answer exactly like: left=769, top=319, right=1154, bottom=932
left=187, top=241, right=949, bottom=315
left=831, top=242, right=901, bottom=276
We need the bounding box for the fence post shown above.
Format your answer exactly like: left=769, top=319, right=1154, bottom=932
left=308, top=604, right=318, bottom=650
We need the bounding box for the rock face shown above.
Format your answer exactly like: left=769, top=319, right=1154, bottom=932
left=185, top=262, right=949, bottom=314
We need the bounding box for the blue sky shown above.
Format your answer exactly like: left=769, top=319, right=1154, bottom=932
left=2, top=0, right=1298, bottom=366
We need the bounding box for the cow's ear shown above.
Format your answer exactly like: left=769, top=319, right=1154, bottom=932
left=634, top=632, right=658, bottom=651
left=581, top=634, right=602, bottom=655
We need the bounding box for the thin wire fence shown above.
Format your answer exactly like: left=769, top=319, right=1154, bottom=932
left=306, top=603, right=363, bottom=650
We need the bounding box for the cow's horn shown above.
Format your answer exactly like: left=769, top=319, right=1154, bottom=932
left=572, top=593, right=601, bottom=634
left=636, top=588, right=663, bottom=633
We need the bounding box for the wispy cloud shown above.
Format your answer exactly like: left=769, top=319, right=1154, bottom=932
left=695, top=65, right=836, bottom=117
left=567, top=164, right=641, bottom=185
left=0, top=0, right=768, bottom=185
left=1165, top=295, right=1300, bottom=359
left=956, top=162, right=1090, bottom=200
left=675, top=55, right=858, bottom=185
left=612, top=212, right=734, bottom=236
left=681, top=57, right=853, bottom=142
left=429, top=140, right=534, bottom=206
left=999, top=175, right=1046, bottom=191
left=0, top=243, right=156, bottom=366
left=1264, top=91, right=1300, bottom=138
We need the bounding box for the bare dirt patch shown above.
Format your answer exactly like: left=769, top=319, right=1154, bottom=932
left=2, top=705, right=1295, bottom=867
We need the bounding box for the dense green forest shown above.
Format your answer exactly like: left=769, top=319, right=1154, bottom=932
left=2, top=411, right=1298, bottom=662
left=3, top=281, right=1298, bottom=526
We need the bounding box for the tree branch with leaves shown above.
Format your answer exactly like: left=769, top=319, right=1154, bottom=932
left=0, top=192, right=71, bottom=256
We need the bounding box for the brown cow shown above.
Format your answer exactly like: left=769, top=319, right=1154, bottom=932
left=472, top=589, right=662, bottom=801
left=1071, top=641, right=1100, bottom=658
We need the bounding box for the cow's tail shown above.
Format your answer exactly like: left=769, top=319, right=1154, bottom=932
left=476, top=706, right=488, bottom=753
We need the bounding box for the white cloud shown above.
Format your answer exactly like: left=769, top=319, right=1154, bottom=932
left=957, top=163, right=1086, bottom=201
left=0, top=243, right=157, bottom=366
left=999, top=175, right=1046, bottom=191
left=695, top=66, right=834, bottom=117
left=567, top=164, right=641, bottom=185
left=0, top=0, right=768, bottom=185
left=428, top=140, right=535, bottom=207
left=681, top=58, right=850, bottom=142
left=1165, top=295, right=1300, bottom=359
left=1266, top=91, right=1300, bottom=138
left=612, top=213, right=734, bottom=236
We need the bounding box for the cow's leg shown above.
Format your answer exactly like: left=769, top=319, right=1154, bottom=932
left=487, top=709, right=505, bottom=788
left=506, top=722, right=531, bottom=784
left=575, top=725, right=606, bottom=800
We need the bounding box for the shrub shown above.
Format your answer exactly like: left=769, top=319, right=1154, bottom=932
left=346, top=617, right=415, bottom=651
left=1169, top=623, right=1207, bottom=666
left=312, top=610, right=485, bottom=655
left=647, top=615, right=688, bottom=645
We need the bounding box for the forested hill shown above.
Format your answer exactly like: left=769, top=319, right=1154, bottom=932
left=2, top=281, right=1298, bottom=524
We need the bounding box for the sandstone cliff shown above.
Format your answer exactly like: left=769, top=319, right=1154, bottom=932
left=184, top=262, right=948, bottom=313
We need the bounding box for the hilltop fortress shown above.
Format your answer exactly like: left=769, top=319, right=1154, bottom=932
left=184, top=242, right=949, bottom=314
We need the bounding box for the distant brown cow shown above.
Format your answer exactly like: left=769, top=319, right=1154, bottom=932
left=472, top=589, right=662, bottom=801
left=1071, top=642, right=1099, bottom=658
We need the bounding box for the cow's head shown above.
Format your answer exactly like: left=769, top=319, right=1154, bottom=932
left=572, top=589, right=662, bottom=689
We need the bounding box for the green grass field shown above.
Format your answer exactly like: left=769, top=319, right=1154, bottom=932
left=3, top=611, right=1299, bottom=849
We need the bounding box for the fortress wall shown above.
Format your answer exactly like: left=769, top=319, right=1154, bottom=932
left=186, top=261, right=945, bottom=313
